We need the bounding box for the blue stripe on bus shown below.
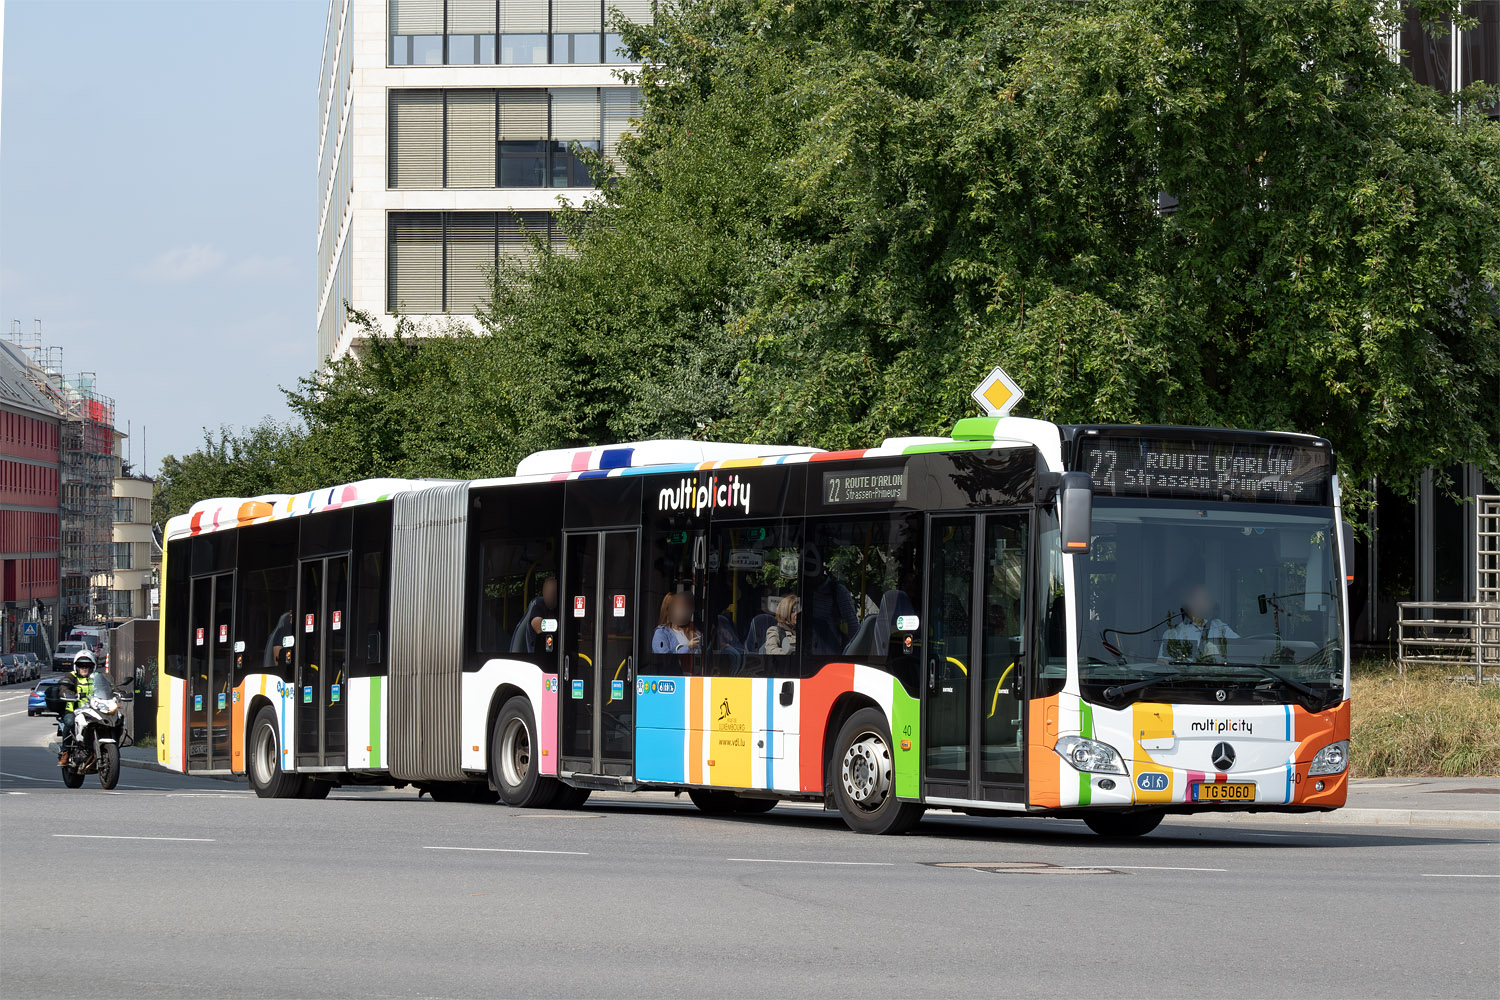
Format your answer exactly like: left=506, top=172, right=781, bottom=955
left=599, top=447, right=634, bottom=469
left=1284, top=705, right=1293, bottom=803
left=764, top=676, right=774, bottom=789
left=577, top=469, right=611, bottom=479
left=635, top=677, right=687, bottom=784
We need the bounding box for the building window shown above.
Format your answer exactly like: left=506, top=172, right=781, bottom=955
left=113, top=497, right=133, bottom=523
left=391, top=2, right=653, bottom=67
left=113, top=542, right=132, bottom=571
left=388, top=211, right=565, bottom=316
left=390, top=88, right=634, bottom=191
left=552, top=33, right=601, bottom=64
left=500, top=34, right=548, bottom=64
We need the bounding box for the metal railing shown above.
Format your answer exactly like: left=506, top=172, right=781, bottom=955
left=1397, top=601, right=1500, bottom=682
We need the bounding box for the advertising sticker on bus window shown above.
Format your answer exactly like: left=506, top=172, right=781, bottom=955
left=234, top=640, right=246, bottom=653
left=896, top=615, right=920, bottom=631
left=541, top=618, right=558, bottom=633
left=305, top=613, right=315, bottom=633
left=571, top=678, right=584, bottom=699
left=573, top=596, right=586, bottom=618
left=281, top=636, right=294, bottom=648
left=195, top=628, right=204, bottom=647
left=332, top=610, right=342, bottom=631
left=219, top=624, right=228, bottom=643
left=613, top=594, right=626, bottom=617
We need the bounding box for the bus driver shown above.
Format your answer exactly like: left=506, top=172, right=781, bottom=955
left=1157, top=582, right=1239, bottom=664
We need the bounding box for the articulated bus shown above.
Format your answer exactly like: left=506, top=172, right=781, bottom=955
left=157, top=417, right=1352, bottom=837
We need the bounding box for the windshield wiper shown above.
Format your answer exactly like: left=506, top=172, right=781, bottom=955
left=1218, top=662, right=1323, bottom=701
left=1102, top=672, right=1186, bottom=701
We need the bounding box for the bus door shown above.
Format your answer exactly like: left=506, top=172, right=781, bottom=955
left=561, top=529, right=638, bottom=777
left=187, top=571, right=234, bottom=770
left=295, top=554, right=350, bottom=768
left=922, top=512, right=1029, bottom=803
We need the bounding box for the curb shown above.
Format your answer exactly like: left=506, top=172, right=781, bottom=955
left=1167, top=806, right=1498, bottom=830
left=120, top=753, right=243, bottom=784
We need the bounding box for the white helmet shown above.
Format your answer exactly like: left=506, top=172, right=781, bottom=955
left=73, top=649, right=95, bottom=674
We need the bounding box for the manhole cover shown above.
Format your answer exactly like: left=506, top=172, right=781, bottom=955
left=925, top=861, right=1120, bottom=876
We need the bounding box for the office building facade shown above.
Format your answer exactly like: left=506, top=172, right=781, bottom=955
left=316, top=0, right=649, bottom=360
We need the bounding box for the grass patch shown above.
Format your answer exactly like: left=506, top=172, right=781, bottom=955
left=1350, top=661, right=1500, bottom=777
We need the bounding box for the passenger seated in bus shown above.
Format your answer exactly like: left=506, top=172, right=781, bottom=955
left=1157, top=582, right=1238, bottom=663
left=804, top=557, right=858, bottom=654
left=765, top=595, right=800, bottom=655
left=510, top=575, right=558, bottom=654
left=265, top=610, right=294, bottom=671
left=652, top=592, right=701, bottom=654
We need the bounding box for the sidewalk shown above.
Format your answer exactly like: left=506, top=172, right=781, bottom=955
left=118, top=745, right=1498, bottom=828
left=120, top=744, right=242, bottom=783
left=1165, top=776, right=1499, bottom=829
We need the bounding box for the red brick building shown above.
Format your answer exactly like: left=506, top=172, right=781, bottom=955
left=0, top=340, right=61, bottom=652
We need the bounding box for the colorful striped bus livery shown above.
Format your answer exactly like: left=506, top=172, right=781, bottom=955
left=158, top=417, right=1351, bottom=836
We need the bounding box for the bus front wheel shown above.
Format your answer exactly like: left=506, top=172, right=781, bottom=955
left=248, top=706, right=305, bottom=799
left=1083, top=811, right=1164, bottom=838
left=830, top=708, right=924, bottom=835
left=490, top=697, right=558, bottom=808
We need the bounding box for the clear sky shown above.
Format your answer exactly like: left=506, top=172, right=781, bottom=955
left=0, top=0, right=325, bottom=475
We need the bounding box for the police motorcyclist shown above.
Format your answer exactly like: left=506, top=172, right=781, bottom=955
left=57, top=650, right=97, bottom=767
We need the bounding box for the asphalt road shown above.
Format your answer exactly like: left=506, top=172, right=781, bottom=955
left=1, top=680, right=1496, bottom=1000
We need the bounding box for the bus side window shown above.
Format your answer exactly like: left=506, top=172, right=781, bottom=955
left=641, top=523, right=704, bottom=677
left=706, top=520, right=803, bottom=678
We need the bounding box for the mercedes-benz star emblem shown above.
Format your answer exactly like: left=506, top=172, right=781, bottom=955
left=1211, top=742, right=1236, bottom=771
left=1215, top=688, right=1227, bottom=702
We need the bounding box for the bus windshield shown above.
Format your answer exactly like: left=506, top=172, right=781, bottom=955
left=1075, top=500, right=1343, bottom=709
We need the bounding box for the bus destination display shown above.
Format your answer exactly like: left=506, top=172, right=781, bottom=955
left=1077, top=436, right=1331, bottom=504
left=823, top=468, right=907, bottom=505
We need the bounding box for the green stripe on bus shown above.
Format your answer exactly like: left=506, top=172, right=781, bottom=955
left=1077, top=699, right=1093, bottom=806
left=891, top=678, right=920, bottom=799
left=368, top=676, right=382, bottom=769
left=899, top=441, right=997, bottom=455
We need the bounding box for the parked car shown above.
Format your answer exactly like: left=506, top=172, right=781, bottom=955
left=28, top=676, right=60, bottom=717
left=0, top=655, right=17, bottom=684
left=17, top=652, right=40, bottom=681
left=52, top=641, right=88, bottom=671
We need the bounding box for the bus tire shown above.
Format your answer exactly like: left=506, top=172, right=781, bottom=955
left=1083, top=811, right=1164, bottom=838
left=733, top=796, right=777, bottom=814
left=687, top=789, right=738, bottom=815
left=300, top=779, right=332, bottom=800
left=551, top=786, right=591, bottom=809
left=830, top=707, right=923, bottom=835
left=490, top=697, right=557, bottom=808
left=248, top=706, right=305, bottom=799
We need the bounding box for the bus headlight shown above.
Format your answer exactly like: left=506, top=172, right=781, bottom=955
left=1308, top=740, right=1348, bottom=776
left=1055, top=736, right=1127, bottom=774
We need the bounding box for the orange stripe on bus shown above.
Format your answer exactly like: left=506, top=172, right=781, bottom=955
left=688, top=677, right=703, bottom=785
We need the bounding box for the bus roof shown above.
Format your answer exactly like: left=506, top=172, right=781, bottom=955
left=163, top=417, right=1073, bottom=541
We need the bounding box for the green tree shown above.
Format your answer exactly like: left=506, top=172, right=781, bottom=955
left=490, top=0, right=1499, bottom=490
left=152, top=419, right=311, bottom=524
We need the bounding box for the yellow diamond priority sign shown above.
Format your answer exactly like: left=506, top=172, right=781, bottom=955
left=971, top=366, right=1024, bottom=417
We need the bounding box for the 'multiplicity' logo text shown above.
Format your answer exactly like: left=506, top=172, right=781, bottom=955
left=657, top=475, right=753, bottom=516
left=1190, top=719, right=1253, bottom=736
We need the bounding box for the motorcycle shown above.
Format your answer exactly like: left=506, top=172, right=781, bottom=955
left=47, top=671, right=130, bottom=790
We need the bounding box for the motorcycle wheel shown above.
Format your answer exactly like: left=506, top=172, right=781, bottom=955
left=61, top=768, right=84, bottom=789
left=98, top=742, right=120, bottom=790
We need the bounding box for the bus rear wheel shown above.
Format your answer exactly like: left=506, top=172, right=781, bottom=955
left=248, top=706, right=305, bottom=799
left=1083, top=811, right=1164, bottom=838
left=490, top=697, right=558, bottom=808
left=830, top=708, right=924, bottom=835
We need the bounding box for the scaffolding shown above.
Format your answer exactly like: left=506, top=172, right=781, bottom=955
left=5, top=322, right=117, bottom=627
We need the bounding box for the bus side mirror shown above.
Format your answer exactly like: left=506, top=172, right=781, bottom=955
left=1340, top=521, right=1354, bottom=584
left=1059, top=472, right=1093, bottom=556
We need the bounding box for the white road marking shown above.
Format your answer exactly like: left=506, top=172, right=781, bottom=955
left=0, top=770, right=53, bottom=782
left=53, top=834, right=215, bottom=842
left=727, top=858, right=895, bottom=866
left=0, top=709, right=34, bottom=718
left=1420, top=873, right=1499, bottom=878
left=423, top=846, right=589, bottom=855
left=1075, top=865, right=1229, bottom=872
